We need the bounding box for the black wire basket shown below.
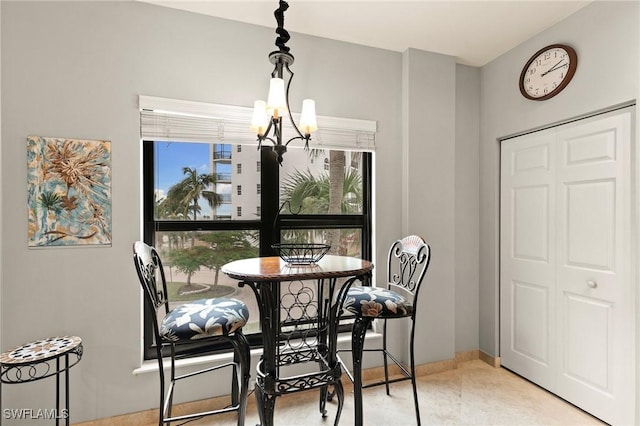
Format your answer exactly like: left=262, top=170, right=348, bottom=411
left=272, top=243, right=331, bottom=265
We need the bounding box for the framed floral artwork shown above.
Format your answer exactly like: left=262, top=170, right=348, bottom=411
left=27, top=136, right=112, bottom=247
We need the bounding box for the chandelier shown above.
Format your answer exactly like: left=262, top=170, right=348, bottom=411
left=250, top=0, right=317, bottom=165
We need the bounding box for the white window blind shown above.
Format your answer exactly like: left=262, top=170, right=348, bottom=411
left=139, top=95, right=376, bottom=152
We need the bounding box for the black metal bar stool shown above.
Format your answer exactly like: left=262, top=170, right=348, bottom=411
left=133, top=241, right=251, bottom=426
left=0, top=336, right=83, bottom=425
left=338, top=235, right=431, bottom=426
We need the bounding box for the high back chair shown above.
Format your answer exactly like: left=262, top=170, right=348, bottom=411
left=339, top=235, right=431, bottom=426
left=132, top=241, right=251, bottom=426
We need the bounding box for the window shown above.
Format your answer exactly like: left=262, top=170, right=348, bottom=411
left=140, top=96, right=375, bottom=359
left=257, top=161, right=261, bottom=172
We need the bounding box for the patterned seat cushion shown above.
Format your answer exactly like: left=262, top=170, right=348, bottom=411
left=343, top=286, right=413, bottom=318
left=161, top=298, right=249, bottom=342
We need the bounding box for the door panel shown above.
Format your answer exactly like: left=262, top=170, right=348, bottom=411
left=512, top=280, right=549, bottom=365
left=565, top=179, right=615, bottom=270
left=562, top=293, right=612, bottom=394
left=513, top=185, right=550, bottom=262
left=500, top=108, right=635, bottom=425
left=500, top=131, right=556, bottom=389
left=555, top=111, right=633, bottom=425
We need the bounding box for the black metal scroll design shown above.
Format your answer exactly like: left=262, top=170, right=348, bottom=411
left=274, top=0, right=291, bottom=53
left=276, top=370, right=335, bottom=393
left=279, top=280, right=323, bottom=359
left=388, top=237, right=430, bottom=294
left=0, top=345, right=83, bottom=384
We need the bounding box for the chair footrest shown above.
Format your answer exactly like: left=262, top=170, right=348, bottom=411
left=362, top=375, right=412, bottom=389
left=164, top=403, right=241, bottom=424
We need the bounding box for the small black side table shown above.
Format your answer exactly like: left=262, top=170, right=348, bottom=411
left=0, top=336, right=83, bottom=425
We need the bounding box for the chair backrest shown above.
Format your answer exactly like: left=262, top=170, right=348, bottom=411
left=386, top=235, right=431, bottom=304
left=132, top=241, right=170, bottom=318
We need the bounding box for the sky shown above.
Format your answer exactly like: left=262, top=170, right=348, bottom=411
left=155, top=142, right=210, bottom=200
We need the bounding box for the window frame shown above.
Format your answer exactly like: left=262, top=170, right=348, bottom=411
left=142, top=141, right=372, bottom=359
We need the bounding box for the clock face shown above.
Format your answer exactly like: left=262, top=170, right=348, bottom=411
left=519, top=44, right=577, bottom=101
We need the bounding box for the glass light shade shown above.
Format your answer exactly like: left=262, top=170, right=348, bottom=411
left=250, top=100, right=270, bottom=135
left=299, top=99, right=318, bottom=134
left=266, top=78, right=287, bottom=117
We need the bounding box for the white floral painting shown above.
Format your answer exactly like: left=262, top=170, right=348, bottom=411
left=27, top=136, right=112, bottom=247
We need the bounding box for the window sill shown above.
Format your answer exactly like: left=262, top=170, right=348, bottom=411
left=132, top=347, right=263, bottom=375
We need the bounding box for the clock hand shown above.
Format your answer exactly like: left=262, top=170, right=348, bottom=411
left=541, top=59, right=565, bottom=77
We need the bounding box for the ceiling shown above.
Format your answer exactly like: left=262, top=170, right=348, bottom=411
left=141, top=0, right=592, bottom=66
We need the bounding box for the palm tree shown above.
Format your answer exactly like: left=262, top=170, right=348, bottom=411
left=327, top=151, right=346, bottom=254
left=281, top=163, right=362, bottom=254
left=166, top=167, right=221, bottom=221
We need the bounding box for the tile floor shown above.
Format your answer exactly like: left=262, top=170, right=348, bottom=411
left=166, top=360, right=605, bottom=426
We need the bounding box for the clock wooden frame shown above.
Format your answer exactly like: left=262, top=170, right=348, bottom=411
left=519, top=43, right=578, bottom=101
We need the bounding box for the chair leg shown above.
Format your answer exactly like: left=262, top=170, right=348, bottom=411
left=166, top=345, right=176, bottom=426
left=232, top=331, right=251, bottom=426
left=411, top=373, right=421, bottom=426
left=382, top=318, right=390, bottom=396
left=158, top=364, right=165, bottom=426
left=352, top=316, right=370, bottom=426
left=409, top=326, right=421, bottom=426
left=332, top=379, right=344, bottom=426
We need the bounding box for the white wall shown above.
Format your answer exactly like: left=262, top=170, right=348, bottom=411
left=479, top=0, right=640, bottom=358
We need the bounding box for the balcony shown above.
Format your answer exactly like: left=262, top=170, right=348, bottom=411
left=214, top=173, right=232, bottom=183
left=213, top=150, right=232, bottom=161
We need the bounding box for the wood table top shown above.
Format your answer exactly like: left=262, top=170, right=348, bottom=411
left=221, top=255, right=374, bottom=282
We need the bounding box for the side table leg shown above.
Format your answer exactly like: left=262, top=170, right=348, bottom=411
left=55, top=356, right=60, bottom=426
left=65, top=354, right=70, bottom=426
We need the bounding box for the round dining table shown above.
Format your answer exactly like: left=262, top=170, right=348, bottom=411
left=222, top=255, right=373, bottom=426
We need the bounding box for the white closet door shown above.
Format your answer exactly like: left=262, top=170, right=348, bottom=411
left=500, top=131, right=557, bottom=390
left=500, top=108, right=635, bottom=425
left=555, top=111, right=633, bottom=425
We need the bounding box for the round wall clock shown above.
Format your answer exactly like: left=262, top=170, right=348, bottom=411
left=519, top=44, right=578, bottom=101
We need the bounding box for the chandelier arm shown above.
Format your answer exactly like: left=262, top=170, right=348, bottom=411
left=284, top=63, right=305, bottom=139
left=264, top=118, right=275, bottom=138
left=285, top=135, right=304, bottom=146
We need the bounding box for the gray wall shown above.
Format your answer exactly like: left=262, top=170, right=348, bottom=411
left=1, top=0, right=636, bottom=422
left=0, top=1, right=473, bottom=421
left=478, top=0, right=639, bottom=357
left=455, top=64, right=481, bottom=353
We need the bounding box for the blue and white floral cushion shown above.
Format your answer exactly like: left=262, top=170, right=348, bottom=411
left=343, top=286, right=413, bottom=318
left=161, top=298, right=249, bottom=342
